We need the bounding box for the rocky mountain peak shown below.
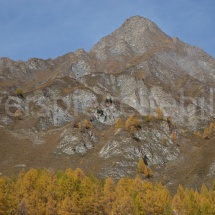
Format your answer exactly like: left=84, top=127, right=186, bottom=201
left=90, top=15, right=172, bottom=61
left=121, top=15, right=159, bottom=30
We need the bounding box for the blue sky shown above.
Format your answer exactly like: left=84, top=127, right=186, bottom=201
left=0, top=0, right=214, bottom=61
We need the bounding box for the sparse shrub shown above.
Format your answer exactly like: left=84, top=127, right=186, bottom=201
left=114, top=118, right=123, bottom=130
left=63, top=88, right=72, bottom=94
left=101, top=132, right=105, bottom=138
left=125, top=115, right=140, bottom=133
left=163, top=175, right=168, bottom=182
left=156, top=107, right=164, bottom=120
left=171, top=131, right=177, bottom=141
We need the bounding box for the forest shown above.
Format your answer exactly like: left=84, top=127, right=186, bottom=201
left=0, top=167, right=215, bottom=215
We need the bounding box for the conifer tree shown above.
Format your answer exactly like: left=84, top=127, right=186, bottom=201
left=82, top=119, right=92, bottom=129
left=16, top=88, right=23, bottom=97
left=114, top=118, right=123, bottom=130
left=209, top=122, right=215, bottom=135
left=137, top=158, right=152, bottom=178
left=171, top=131, right=177, bottom=141
left=156, top=107, right=164, bottom=120
left=103, top=177, right=115, bottom=214
left=146, top=113, right=153, bottom=122
left=203, top=128, right=210, bottom=139
left=58, top=196, right=77, bottom=215
left=125, top=115, right=139, bottom=133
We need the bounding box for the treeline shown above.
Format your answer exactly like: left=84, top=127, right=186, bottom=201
left=0, top=168, right=215, bottom=215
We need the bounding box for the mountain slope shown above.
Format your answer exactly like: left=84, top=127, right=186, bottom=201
left=0, top=16, right=215, bottom=192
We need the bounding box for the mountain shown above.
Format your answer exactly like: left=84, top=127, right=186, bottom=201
left=0, top=16, right=215, bottom=192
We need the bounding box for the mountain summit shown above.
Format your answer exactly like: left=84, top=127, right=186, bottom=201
left=0, top=16, right=215, bottom=191
left=91, top=16, right=172, bottom=61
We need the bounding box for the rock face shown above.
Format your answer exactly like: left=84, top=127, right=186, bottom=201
left=57, top=128, right=97, bottom=155
left=0, top=16, right=215, bottom=190
left=91, top=16, right=172, bottom=61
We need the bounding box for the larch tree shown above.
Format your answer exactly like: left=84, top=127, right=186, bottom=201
left=137, top=158, right=152, bottom=178
left=203, top=128, right=210, bottom=139
left=114, top=118, right=123, bottom=130
left=103, top=177, right=115, bottom=214
left=209, top=122, right=215, bottom=136
left=82, top=119, right=92, bottom=129
left=125, top=115, right=139, bottom=133
left=146, top=113, right=153, bottom=122
left=171, top=131, right=177, bottom=141
left=156, top=107, right=164, bottom=120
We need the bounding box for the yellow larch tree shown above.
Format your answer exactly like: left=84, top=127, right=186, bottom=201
left=125, top=115, right=140, bottom=133
left=102, top=177, right=115, bottom=214
left=82, top=119, right=92, bottom=129
left=203, top=128, right=210, bottom=139
left=146, top=113, right=153, bottom=122
left=156, top=107, right=164, bottom=120
left=114, top=118, right=123, bottom=130
left=137, top=158, right=152, bottom=178
left=171, top=131, right=177, bottom=141
left=209, top=122, right=215, bottom=136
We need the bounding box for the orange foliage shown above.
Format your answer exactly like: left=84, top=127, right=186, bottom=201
left=137, top=158, right=153, bottom=178
left=145, top=113, right=153, bottom=122
left=0, top=168, right=214, bottom=214
left=125, top=115, right=140, bottom=133
left=114, top=118, right=123, bottom=130
left=82, top=119, right=92, bottom=129
left=203, top=128, right=210, bottom=139
left=171, top=131, right=177, bottom=141
left=209, top=122, right=215, bottom=135
left=156, top=107, right=164, bottom=120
